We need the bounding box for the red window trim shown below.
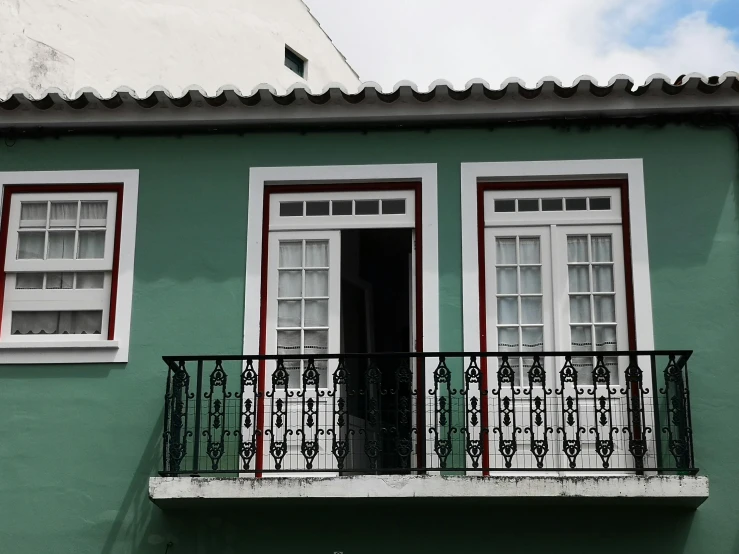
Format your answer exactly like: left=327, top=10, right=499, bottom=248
left=255, top=181, right=424, bottom=476
left=476, top=179, right=636, bottom=474
left=0, top=183, right=125, bottom=340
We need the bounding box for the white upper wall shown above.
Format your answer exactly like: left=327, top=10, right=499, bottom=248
left=0, top=0, right=360, bottom=97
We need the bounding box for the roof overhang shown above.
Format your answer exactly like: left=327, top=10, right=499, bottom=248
left=2, top=74, right=738, bottom=133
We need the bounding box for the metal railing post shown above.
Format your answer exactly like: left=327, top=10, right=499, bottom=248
left=191, top=360, right=204, bottom=475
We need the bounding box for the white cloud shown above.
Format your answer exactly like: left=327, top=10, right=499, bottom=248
left=305, top=0, right=739, bottom=89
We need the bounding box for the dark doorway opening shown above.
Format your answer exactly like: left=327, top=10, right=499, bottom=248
left=341, top=228, right=414, bottom=473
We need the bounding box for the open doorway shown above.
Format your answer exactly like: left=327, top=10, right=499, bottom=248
left=341, top=228, right=414, bottom=473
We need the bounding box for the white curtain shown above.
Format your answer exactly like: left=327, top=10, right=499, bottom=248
left=48, top=231, right=75, bottom=259
left=78, top=231, right=105, bottom=259
left=17, top=233, right=45, bottom=259
left=76, top=272, right=104, bottom=289
left=15, top=273, right=43, bottom=289
left=46, top=272, right=74, bottom=289
left=277, top=300, right=301, bottom=327
left=278, top=242, right=302, bottom=268
left=80, top=202, right=107, bottom=226
left=50, top=202, right=77, bottom=227
left=305, top=270, right=328, bottom=297
left=305, top=241, right=328, bottom=267
left=304, top=299, right=328, bottom=327
left=592, top=235, right=612, bottom=262
left=11, top=311, right=102, bottom=335
left=567, top=235, right=589, bottom=262
left=20, top=202, right=47, bottom=227
left=278, top=270, right=302, bottom=297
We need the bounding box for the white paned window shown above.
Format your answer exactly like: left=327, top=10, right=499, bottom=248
left=2, top=192, right=118, bottom=340
left=267, top=230, right=341, bottom=390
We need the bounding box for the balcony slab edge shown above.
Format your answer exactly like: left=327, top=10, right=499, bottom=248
left=149, top=475, right=708, bottom=509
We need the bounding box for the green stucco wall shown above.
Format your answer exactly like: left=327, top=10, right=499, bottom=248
left=0, top=125, right=737, bottom=553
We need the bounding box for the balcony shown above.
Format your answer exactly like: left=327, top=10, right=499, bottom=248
left=149, top=351, right=708, bottom=508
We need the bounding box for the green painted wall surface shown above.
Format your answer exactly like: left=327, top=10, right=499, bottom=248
left=0, top=125, right=737, bottom=553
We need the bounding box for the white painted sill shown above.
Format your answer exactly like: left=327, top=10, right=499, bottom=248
left=149, top=475, right=709, bottom=509
left=0, top=340, right=122, bottom=364
left=0, top=340, right=119, bottom=349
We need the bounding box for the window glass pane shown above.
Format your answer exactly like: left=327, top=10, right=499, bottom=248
left=497, top=327, right=519, bottom=351
left=591, top=236, right=613, bottom=262
left=521, top=297, right=542, bottom=324
left=305, top=201, right=330, bottom=216
left=278, top=270, right=302, bottom=297
left=11, top=310, right=102, bottom=335
left=521, top=327, right=544, bottom=352
left=541, top=198, right=562, bottom=211
left=278, top=242, right=302, bottom=268
left=382, top=199, right=406, bottom=214
left=594, top=295, right=616, bottom=322
left=76, top=272, right=105, bottom=289
left=20, top=202, right=47, bottom=227
left=17, top=232, right=45, bottom=259
left=279, top=202, right=303, bottom=217
left=305, top=241, right=328, bottom=267
left=568, top=266, right=590, bottom=292
left=519, top=237, right=540, bottom=264
left=332, top=200, right=352, bottom=215
left=15, top=273, right=44, bottom=289
left=569, top=296, right=591, bottom=323
left=49, top=202, right=78, bottom=227
left=46, top=272, right=74, bottom=289
left=571, top=325, right=593, bottom=385
left=565, top=198, right=587, bottom=211
left=305, top=270, right=328, bottom=297
left=304, top=330, right=328, bottom=356
left=518, top=199, right=539, bottom=212
left=495, top=238, right=516, bottom=264
left=567, top=236, right=589, bottom=262
left=520, top=267, right=541, bottom=294
left=595, top=326, right=617, bottom=351
left=589, top=197, right=611, bottom=210
left=494, top=199, right=515, bottom=212
left=496, top=268, right=517, bottom=294
left=304, top=300, right=328, bottom=327
left=78, top=231, right=105, bottom=259
left=48, top=231, right=75, bottom=259
left=355, top=200, right=379, bottom=215
left=276, top=330, right=301, bottom=382
left=592, top=265, right=614, bottom=292
left=80, top=201, right=107, bottom=226
left=497, top=297, right=518, bottom=324
left=277, top=300, right=301, bottom=327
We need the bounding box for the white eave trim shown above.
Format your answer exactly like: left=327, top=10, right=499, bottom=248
left=149, top=475, right=709, bottom=508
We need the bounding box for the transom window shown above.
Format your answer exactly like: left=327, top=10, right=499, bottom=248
left=2, top=191, right=119, bottom=339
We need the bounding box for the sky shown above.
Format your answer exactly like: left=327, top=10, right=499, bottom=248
left=304, top=0, right=739, bottom=89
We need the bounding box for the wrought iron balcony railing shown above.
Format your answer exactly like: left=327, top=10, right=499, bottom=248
left=161, top=351, right=696, bottom=476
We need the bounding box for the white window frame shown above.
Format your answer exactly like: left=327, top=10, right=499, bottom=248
left=0, top=170, right=139, bottom=364
left=461, top=159, right=654, bottom=352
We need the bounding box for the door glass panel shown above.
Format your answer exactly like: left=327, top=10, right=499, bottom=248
left=594, top=295, right=615, bottom=322
left=592, top=265, right=613, bottom=292
left=278, top=270, right=302, bottom=297
left=279, top=242, right=302, bottom=268
left=305, top=241, right=329, bottom=267
left=568, top=266, right=590, bottom=292
left=569, top=296, right=591, bottom=323
left=304, top=270, right=328, bottom=297
left=519, top=238, right=540, bottom=264
left=567, top=236, right=589, bottom=262
left=496, top=238, right=516, bottom=264
left=521, top=297, right=542, bottom=324
left=496, top=268, right=517, bottom=294
left=275, top=238, right=334, bottom=390
left=497, top=298, right=518, bottom=324
left=520, top=267, right=541, bottom=293
left=591, top=236, right=612, bottom=262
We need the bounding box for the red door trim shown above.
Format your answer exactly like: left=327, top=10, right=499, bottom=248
left=476, top=179, right=636, bottom=471
left=255, top=181, right=424, bottom=475
left=0, top=183, right=124, bottom=339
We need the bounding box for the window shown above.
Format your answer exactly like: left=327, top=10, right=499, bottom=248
left=284, top=46, right=306, bottom=78
left=3, top=192, right=118, bottom=338
left=0, top=171, right=139, bottom=363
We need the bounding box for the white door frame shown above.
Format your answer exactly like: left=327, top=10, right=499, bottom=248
left=244, top=164, right=440, bottom=471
